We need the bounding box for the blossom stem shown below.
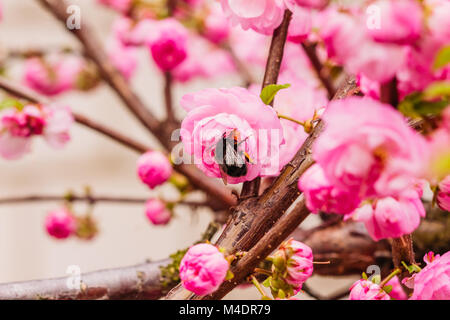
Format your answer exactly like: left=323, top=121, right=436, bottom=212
left=379, top=268, right=401, bottom=288
left=250, top=275, right=270, bottom=299
left=278, top=114, right=306, bottom=126
left=254, top=268, right=272, bottom=277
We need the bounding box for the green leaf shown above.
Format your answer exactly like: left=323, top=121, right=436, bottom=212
left=382, top=285, right=393, bottom=294
left=433, top=45, right=450, bottom=71
left=260, top=84, right=291, bottom=105
left=262, top=277, right=271, bottom=288
left=424, top=81, right=450, bottom=99
left=225, top=270, right=234, bottom=281
left=0, top=98, right=25, bottom=112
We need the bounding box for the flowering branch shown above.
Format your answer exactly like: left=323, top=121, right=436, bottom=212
left=35, top=0, right=237, bottom=208
left=164, top=76, right=360, bottom=300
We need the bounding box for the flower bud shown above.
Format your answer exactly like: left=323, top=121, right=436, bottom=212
left=45, top=208, right=76, bottom=239
left=179, top=243, right=229, bottom=296
left=349, top=279, right=390, bottom=300
left=137, top=151, right=173, bottom=189
left=145, top=199, right=172, bottom=226
left=75, top=215, right=98, bottom=240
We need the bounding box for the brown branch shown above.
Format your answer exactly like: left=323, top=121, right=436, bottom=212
left=241, top=10, right=292, bottom=199
left=198, top=195, right=311, bottom=300
left=220, top=42, right=256, bottom=87
left=380, top=77, right=399, bottom=108
left=163, top=71, right=176, bottom=125
left=0, top=259, right=169, bottom=300
left=301, top=42, right=336, bottom=99
left=164, top=76, right=360, bottom=300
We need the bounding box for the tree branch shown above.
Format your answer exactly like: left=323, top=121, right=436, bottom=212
left=241, top=10, right=292, bottom=199
left=301, top=42, right=336, bottom=99
left=0, top=260, right=169, bottom=300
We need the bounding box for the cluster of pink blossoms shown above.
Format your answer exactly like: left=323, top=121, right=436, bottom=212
left=0, top=103, right=73, bottom=160
left=299, top=97, right=430, bottom=241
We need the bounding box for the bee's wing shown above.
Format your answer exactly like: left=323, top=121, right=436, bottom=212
left=219, top=166, right=228, bottom=185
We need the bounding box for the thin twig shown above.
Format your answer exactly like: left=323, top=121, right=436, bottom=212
left=163, top=71, right=176, bottom=125
left=301, top=42, right=336, bottom=99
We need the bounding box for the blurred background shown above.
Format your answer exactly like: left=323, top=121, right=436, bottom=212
left=0, top=0, right=357, bottom=299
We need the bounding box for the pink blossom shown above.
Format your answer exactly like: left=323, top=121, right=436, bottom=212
left=351, top=190, right=425, bottom=241
left=349, top=279, right=390, bottom=300
left=437, top=176, right=450, bottom=212
left=147, top=19, right=188, bottom=72
left=45, top=208, right=77, bottom=239
left=410, top=251, right=450, bottom=300
left=427, top=0, right=450, bottom=47
left=113, top=17, right=156, bottom=47
left=220, top=0, right=286, bottom=35
left=96, top=0, right=132, bottom=13
left=203, top=3, right=230, bottom=44
left=0, top=104, right=72, bottom=160
left=285, top=0, right=329, bottom=10
left=313, top=97, right=428, bottom=199
left=228, top=27, right=270, bottom=69
left=287, top=6, right=311, bottom=44
left=180, top=87, right=284, bottom=183
left=385, top=276, right=407, bottom=300
left=42, top=104, right=73, bottom=149
left=145, top=199, right=172, bottom=225
left=367, top=0, right=423, bottom=45
left=23, top=56, right=84, bottom=96
left=298, top=164, right=362, bottom=215
left=172, top=35, right=235, bottom=83
left=179, top=243, right=229, bottom=296
left=137, top=151, right=173, bottom=189
left=107, top=39, right=138, bottom=80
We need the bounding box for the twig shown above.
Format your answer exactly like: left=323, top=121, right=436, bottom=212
left=220, top=42, right=256, bottom=86
left=163, top=71, right=176, bottom=125
left=301, top=42, right=336, bottom=99
left=0, top=194, right=148, bottom=205
left=241, top=10, right=292, bottom=199
left=380, top=77, right=399, bottom=108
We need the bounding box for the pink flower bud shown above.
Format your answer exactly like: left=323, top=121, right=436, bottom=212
left=45, top=208, right=77, bottom=239
left=272, top=239, right=314, bottom=292
left=1, top=105, right=45, bottom=138
left=137, top=151, right=173, bottom=189
left=349, top=279, right=390, bottom=300
left=298, top=164, right=362, bottom=215
left=147, top=19, right=188, bottom=72
left=437, top=176, right=450, bottom=212
left=145, top=199, right=172, bottom=226
left=410, top=251, right=450, bottom=300
left=179, top=243, right=229, bottom=296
